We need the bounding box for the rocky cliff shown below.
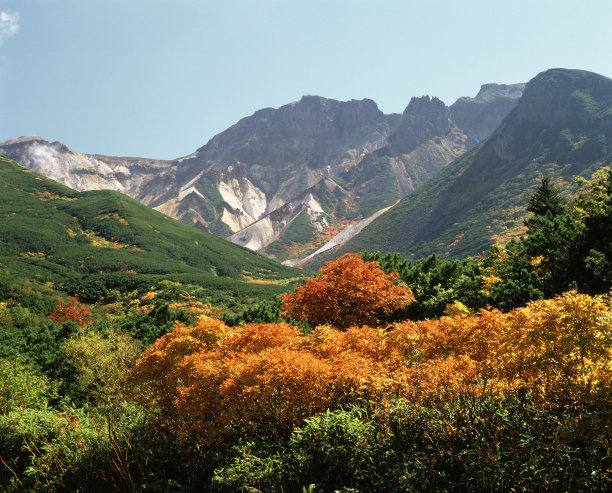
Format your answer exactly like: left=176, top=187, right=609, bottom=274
left=306, top=69, right=611, bottom=266
left=1, top=82, right=524, bottom=264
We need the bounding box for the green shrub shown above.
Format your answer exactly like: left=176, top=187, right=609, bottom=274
left=0, top=403, right=181, bottom=492
left=0, top=357, right=54, bottom=413
left=213, top=395, right=612, bottom=492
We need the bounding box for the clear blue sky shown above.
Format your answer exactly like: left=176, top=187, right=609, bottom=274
left=1, top=0, right=611, bottom=159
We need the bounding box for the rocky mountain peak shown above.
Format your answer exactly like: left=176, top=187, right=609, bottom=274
left=403, top=95, right=447, bottom=116
left=1, top=135, right=45, bottom=146
left=282, top=95, right=387, bottom=130
left=176, top=95, right=395, bottom=210
left=474, top=83, right=525, bottom=102
left=450, top=83, right=525, bottom=143
left=510, top=68, right=612, bottom=126
left=480, top=69, right=612, bottom=166
left=296, top=94, right=331, bottom=107
left=386, top=96, right=453, bottom=155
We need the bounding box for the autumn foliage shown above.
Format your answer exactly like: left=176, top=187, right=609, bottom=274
left=281, top=253, right=415, bottom=328
left=130, top=317, right=394, bottom=445
left=129, top=291, right=611, bottom=450
left=49, top=296, right=92, bottom=327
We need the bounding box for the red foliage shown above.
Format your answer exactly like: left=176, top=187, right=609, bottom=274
left=281, top=253, right=414, bottom=328
left=49, top=296, right=92, bottom=327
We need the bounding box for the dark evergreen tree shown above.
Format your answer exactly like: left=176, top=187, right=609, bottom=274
left=493, top=172, right=611, bottom=308
left=573, top=169, right=612, bottom=293
left=527, top=176, right=565, bottom=218
left=362, top=252, right=486, bottom=319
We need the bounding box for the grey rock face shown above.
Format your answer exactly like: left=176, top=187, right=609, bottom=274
left=172, top=96, right=396, bottom=210
left=387, top=96, right=453, bottom=155
left=0, top=136, right=175, bottom=202
left=450, top=83, right=525, bottom=143
left=1, top=83, right=524, bottom=264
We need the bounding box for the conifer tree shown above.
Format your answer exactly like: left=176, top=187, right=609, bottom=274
left=527, top=176, right=565, bottom=217
left=574, top=169, right=612, bottom=292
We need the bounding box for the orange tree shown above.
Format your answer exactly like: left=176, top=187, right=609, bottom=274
left=281, top=253, right=414, bottom=329
left=49, top=296, right=92, bottom=327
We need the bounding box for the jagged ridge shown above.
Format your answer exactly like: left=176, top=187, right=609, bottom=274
left=307, top=69, right=611, bottom=266
left=1, top=83, right=524, bottom=264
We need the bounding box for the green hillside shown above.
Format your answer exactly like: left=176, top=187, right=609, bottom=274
left=0, top=155, right=304, bottom=307
left=327, top=68, right=612, bottom=262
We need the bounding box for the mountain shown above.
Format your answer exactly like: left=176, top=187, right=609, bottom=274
left=0, top=84, right=523, bottom=264
left=155, top=96, right=400, bottom=241
left=305, top=69, right=611, bottom=266
left=227, top=86, right=523, bottom=263
left=0, top=155, right=303, bottom=306
left=0, top=136, right=176, bottom=204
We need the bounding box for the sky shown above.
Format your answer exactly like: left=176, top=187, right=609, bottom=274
left=0, top=0, right=611, bottom=159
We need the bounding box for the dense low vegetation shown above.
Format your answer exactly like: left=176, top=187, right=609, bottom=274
left=0, top=156, right=305, bottom=308
left=0, top=163, right=611, bottom=490
left=2, top=286, right=608, bottom=491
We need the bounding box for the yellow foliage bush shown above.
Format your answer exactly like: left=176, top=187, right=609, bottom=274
left=130, top=291, right=612, bottom=448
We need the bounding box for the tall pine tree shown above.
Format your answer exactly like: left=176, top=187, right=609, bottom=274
left=527, top=176, right=565, bottom=217
left=574, top=169, right=612, bottom=293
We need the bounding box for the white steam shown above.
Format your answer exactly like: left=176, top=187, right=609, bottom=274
left=23, top=142, right=64, bottom=182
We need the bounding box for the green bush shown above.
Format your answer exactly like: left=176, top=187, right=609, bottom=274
left=0, top=357, right=54, bottom=413
left=213, top=395, right=612, bottom=492
left=0, top=402, right=183, bottom=492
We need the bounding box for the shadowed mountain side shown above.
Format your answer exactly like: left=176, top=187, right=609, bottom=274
left=303, top=69, right=612, bottom=268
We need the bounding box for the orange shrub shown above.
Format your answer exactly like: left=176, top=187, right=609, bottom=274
left=281, top=253, right=414, bottom=329
left=49, top=297, right=92, bottom=327
left=391, top=309, right=505, bottom=363
left=130, top=317, right=398, bottom=445
left=172, top=347, right=339, bottom=443
left=129, top=292, right=611, bottom=449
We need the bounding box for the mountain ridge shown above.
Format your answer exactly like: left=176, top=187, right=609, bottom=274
left=303, top=68, right=611, bottom=266
left=1, top=83, right=524, bottom=263
left=0, top=154, right=303, bottom=306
